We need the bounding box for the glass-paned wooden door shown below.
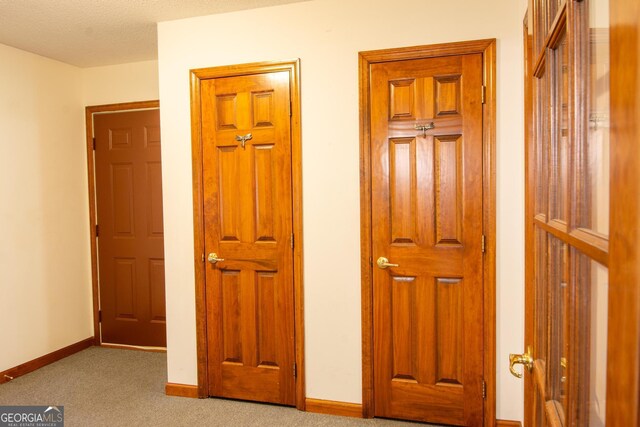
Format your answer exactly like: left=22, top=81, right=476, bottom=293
left=520, top=0, right=610, bottom=425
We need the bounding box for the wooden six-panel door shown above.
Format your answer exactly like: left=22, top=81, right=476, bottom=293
left=201, top=71, right=295, bottom=405
left=94, top=109, right=166, bottom=347
left=370, top=54, right=485, bottom=425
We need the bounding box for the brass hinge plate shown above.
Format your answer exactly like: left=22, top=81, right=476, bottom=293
left=98, top=310, right=102, bottom=322
left=293, top=363, right=297, bottom=378
left=291, top=233, right=294, bottom=249
left=481, top=85, right=486, bottom=104
left=481, top=235, right=486, bottom=253
left=92, top=137, right=96, bottom=150
left=482, top=380, right=486, bottom=399
left=95, top=224, right=100, bottom=237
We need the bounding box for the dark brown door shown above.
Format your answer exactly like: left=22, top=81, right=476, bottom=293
left=201, top=72, right=295, bottom=405
left=370, top=54, right=484, bottom=425
left=94, top=109, right=166, bottom=347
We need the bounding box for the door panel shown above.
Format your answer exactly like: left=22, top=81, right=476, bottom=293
left=201, top=72, right=295, bottom=406
left=434, top=135, right=463, bottom=245
left=94, top=109, right=166, bottom=347
left=371, top=54, right=484, bottom=425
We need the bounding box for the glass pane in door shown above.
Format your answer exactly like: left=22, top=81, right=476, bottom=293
left=533, top=226, right=552, bottom=427
left=534, top=0, right=548, bottom=56
left=580, top=255, right=608, bottom=426
left=535, top=227, right=548, bottom=360
left=535, top=71, right=549, bottom=217
left=552, top=30, right=569, bottom=222
left=582, top=0, right=610, bottom=236
left=547, top=236, right=569, bottom=418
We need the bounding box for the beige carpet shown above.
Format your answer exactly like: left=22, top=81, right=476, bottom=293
left=0, top=347, right=437, bottom=426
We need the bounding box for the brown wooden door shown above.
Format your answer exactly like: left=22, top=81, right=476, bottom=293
left=201, top=71, right=295, bottom=405
left=370, top=54, right=484, bottom=425
left=94, top=109, right=166, bottom=347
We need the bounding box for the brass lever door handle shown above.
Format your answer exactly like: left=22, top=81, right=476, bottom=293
left=509, top=346, right=534, bottom=378
left=376, top=257, right=399, bottom=269
left=207, top=253, right=225, bottom=265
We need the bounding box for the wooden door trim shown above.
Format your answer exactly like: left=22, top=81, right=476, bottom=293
left=190, top=60, right=305, bottom=409
left=358, top=39, right=496, bottom=425
left=607, top=0, right=640, bottom=423
left=84, top=100, right=160, bottom=346
left=523, top=10, right=535, bottom=427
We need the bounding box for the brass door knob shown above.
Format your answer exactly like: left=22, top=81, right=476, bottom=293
left=207, top=253, right=225, bottom=265
left=376, top=257, right=399, bottom=269
left=509, top=346, right=534, bottom=378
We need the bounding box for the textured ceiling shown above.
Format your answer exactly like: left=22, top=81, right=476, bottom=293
left=0, top=0, right=308, bottom=67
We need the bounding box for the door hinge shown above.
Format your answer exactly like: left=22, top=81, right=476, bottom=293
left=98, top=310, right=102, bottom=322
left=291, top=233, right=294, bottom=249
left=482, top=380, right=486, bottom=399
left=202, top=253, right=205, bottom=263
left=481, top=85, right=486, bottom=104
left=92, top=137, right=96, bottom=150
left=95, top=224, right=100, bottom=237
left=293, top=363, right=297, bottom=378
left=290, top=101, right=293, bottom=117
left=481, top=235, right=486, bottom=253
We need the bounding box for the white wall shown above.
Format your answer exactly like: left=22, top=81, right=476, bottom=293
left=0, top=43, right=92, bottom=371
left=158, top=0, right=527, bottom=421
left=82, top=60, right=159, bottom=106
left=0, top=44, right=160, bottom=373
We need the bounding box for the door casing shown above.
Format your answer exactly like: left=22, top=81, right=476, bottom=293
left=190, top=60, right=305, bottom=409
left=358, top=40, right=497, bottom=425
left=85, top=100, right=162, bottom=348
